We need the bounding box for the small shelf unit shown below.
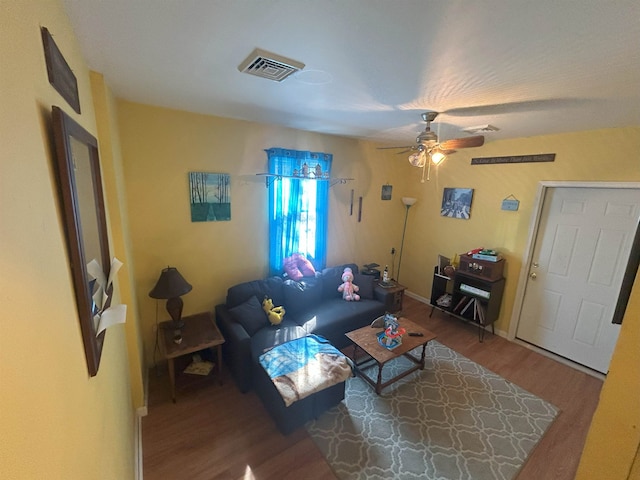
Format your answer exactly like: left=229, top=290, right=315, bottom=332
left=430, top=267, right=505, bottom=342
left=256, top=173, right=354, bottom=188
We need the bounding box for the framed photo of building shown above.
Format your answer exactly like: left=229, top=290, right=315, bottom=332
left=441, top=188, right=474, bottom=219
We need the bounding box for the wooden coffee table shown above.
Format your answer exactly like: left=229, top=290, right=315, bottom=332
left=345, top=318, right=437, bottom=395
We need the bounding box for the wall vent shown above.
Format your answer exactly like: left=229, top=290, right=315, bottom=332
left=462, top=124, right=500, bottom=134
left=238, top=48, right=305, bottom=82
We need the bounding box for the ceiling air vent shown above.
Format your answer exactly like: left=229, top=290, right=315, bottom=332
left=238, top=48, right=305, bottom=82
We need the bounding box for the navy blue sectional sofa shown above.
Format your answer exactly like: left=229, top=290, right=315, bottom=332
left=214, top=263, right=389, bottom=433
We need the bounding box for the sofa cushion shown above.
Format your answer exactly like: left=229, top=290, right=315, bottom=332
left=321, top=263, right=359, bottom=300
left=354, top=274, right=374, bottom=300
left=228, top=295, right=268, bottom=336
left=283, top=278, right=322, bottom=316
left=226, top=276, right=285, bottom=309
left=250, top=320, right=307, bottom=360
left=296, top=298, right=386, bottom=349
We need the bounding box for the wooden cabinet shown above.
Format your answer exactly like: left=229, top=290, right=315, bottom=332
left=430, top=267, right=505, bottom=341
left=375, top=283, right=406, bottom=313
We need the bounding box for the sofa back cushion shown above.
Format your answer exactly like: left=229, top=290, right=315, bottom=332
left=353, top=274, right=375, bottom=300
left=228, top=295, right=269, bottom=336
left=283, top=277, right=323, bottom=317
left=321, top=263, right=359, bottom=300
left=226, top=276, right=285, bottom=309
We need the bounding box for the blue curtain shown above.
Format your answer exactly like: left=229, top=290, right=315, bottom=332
left=265, top=148, right=332, bottom=276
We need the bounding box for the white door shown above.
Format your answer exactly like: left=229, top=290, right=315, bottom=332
left=516, top=186, right=640, bottom=373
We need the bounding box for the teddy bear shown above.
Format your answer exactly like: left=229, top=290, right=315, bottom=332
left=337, top=267, right=360, bottom=301
left=262, top=296, right=286, bottom=325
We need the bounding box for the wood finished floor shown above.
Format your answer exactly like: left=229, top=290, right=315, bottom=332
left=142, top=296, right=603, bottom=480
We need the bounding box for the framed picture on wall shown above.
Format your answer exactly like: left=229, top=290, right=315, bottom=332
left=441, top=187, right=474, bottom=219
left=381, top=184, right=392, bottom=200
left=189, top=172, right=231, bottom=222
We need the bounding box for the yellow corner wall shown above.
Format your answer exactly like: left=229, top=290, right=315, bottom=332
left=1, top=1, right=136, bottom=478
left=395, top=127, right=640, bottom=332
left=576, top=269, right=640, bottom=479
left=116, top=101, right=413, bottom=364
left=90, top=72, right=145, bottom=411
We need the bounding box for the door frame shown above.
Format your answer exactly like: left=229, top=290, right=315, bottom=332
left=507, top=181, right=640, bottom=374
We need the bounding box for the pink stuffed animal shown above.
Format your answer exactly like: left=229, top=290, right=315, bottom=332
left=283, top=253, right=316, bottom=281
left=338, top=267, right=360, bottom=301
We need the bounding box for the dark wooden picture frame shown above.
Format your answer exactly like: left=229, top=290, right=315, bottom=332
left=441, top=187, right=474, bottom=219
left=42, top=27, right=81, bottom=114
left=52, top=106, right=111, bottom=376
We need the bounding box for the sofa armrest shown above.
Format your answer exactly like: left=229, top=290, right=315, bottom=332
left=374, top=284, right=392, bottom=304
left=215, top=304, right=253, bottom=393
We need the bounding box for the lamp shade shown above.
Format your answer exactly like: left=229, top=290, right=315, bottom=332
left=402, top=197, right=417, bottom=206
left=149, top=267, right=192, bottom=299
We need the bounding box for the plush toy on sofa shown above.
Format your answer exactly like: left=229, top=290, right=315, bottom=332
left=283, top=253, right=316, bottom=281
left=262, top=296, right=286, bottom=325
left=338, top=267, right=360, bottom=301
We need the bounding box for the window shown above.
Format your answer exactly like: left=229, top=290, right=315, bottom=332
left=265, top=148, right=332, bottom=276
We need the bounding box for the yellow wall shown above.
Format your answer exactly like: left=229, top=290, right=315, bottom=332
left=90, top=73, right=145, bottom=411
left=116, top=101, right=412, bottom=364
left=395, top=127, right=640, bottom=332
left=576, top=269, right=640, bottom=479
left=1, top=1, right=137, bottom=478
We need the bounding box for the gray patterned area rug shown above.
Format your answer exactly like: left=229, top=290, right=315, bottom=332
left=306, top=341, right=559, bottom=480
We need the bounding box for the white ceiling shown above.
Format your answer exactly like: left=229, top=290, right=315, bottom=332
left=62, top=0, right=640, bottom=146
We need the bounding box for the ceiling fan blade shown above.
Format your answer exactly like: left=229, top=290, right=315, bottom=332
left=377, top=145, right=415, bottom=150
left=440, top=135, right=484, bottom=149
left=396, top=149, right=413, bottom=155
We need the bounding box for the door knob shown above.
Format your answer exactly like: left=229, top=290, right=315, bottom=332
left=529, top=272, right=537, bottom=279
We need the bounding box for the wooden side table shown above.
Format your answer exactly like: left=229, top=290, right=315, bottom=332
left=375, top=283, right=407, bottom=313
left=158, top=311, right=225, bottom=402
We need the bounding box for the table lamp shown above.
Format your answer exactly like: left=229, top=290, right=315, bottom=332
left=149, top=267, right=192, bottom=329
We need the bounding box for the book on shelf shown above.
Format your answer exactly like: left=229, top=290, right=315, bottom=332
left=453, top=295, right=469, bottom=313
left=460, top=298, right=475, bottom=315
left=471, top=253, right=502, bottom=262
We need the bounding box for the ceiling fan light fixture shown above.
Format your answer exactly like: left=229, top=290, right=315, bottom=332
left=431, top=151, right=446, bottom=165
left=408, top=151, right=425, bottom=167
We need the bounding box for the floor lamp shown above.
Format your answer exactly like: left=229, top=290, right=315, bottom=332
left=396, top=197, right=417, bottom=283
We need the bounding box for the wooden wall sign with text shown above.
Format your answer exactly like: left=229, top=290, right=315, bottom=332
left=471, top=153, right=555, bottom=165
left=41, top=27, right=81, bottom=114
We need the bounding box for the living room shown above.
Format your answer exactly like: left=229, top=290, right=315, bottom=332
left=2, top=1, right=639, bottom=479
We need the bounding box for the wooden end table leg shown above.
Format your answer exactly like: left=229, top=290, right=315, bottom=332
left=216, top=345, right=223, bottom=385
left=168, top=358, right=176, bottom=403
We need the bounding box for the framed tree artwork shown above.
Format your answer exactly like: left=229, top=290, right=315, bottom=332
left=441, top=188, right=474, bottom=219
left=189, top=172, right=231, bottom=222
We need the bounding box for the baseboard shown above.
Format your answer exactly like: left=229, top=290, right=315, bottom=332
left=134, top=366, right=149, bottom=480
left=135, top=412, right=143, bottom=480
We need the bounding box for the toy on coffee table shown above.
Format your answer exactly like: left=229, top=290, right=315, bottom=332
left=377, top=313, right=406, bottom=350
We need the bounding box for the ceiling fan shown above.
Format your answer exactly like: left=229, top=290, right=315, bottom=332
left=378, top=112, right=485, bottom=181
